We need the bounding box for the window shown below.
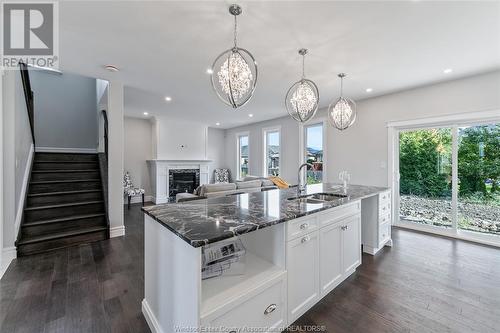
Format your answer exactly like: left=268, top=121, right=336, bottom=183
left=304, top=123, right=324, bottom=184
left=390, top=113, right=500, bottom=245
left=237, top=134, right=249, bottom=179
left=263, top=127, right=280, bottom=176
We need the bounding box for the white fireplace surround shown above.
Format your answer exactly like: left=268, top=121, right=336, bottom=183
left=147, top=160, right=211, bottom=204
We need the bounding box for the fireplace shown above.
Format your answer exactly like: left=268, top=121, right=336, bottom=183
left=169, top=169, right=200, bottom=199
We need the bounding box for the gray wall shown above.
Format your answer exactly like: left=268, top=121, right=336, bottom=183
left=207, top=127, right=227, bottom=183
left=223, top=70, right=500, bottom=187
left=30, top=71, right=98, bottom=150
left=124, top=117, right=153, bottom=196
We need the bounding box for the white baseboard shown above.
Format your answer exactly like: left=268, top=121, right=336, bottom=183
left=142, top=299, right=163, bottom=333
left=15, top=144, right=34, bottom=236
left=110, top=225, right=125, bottom=238
left=124, top=195, right=153, bottom=205
left=35, top=146, right=97, bottom=154
left=1, top=247, right=17, bottom=279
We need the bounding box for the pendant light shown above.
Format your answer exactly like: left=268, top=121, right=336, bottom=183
left=285, top=48, right=319, bottom=123
left=210, top=4, right=258, bottom=109
left=328, top=73, right=356, bottom=130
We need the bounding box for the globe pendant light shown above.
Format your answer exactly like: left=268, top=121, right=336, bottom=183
left=285, top=49, right=319, bottom=123
left=328, top=73, right=356, bottom=130
left=210, top=4, right=258, bottom=109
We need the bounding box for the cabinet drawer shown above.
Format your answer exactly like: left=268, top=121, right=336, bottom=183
left=287, top=215, right=318, bottom=240
left=379, top=222, right=391, bottom=244
left=379, top=191, right=391, bottom=203
left=319, top=201, right=361, bottom=227
left=207, top=276, right=286, bottom=332
left=379, top=213, right=391, bottom=225
left=379, top=200, right=391, bottom=216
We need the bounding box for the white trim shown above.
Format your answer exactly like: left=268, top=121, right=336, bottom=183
left=262, top=125, right=281, bottom=177
left=125, top=195, right=153, bottom=205
left=1, top=247, right=17, bottom=279
left=142, top=299, right=163, bottom=333
left=110, top=225, right=125, bottom=238
left=14, top=144, right=34, bottom=237
left=386, top=109, right=500, bottom=129
left=236, top=131, right=250, bottom=180
left=35, top=146, right=97, bottom=154
left=299, top=117, right=327, bottom=181
left=395, top=222, right=500, bottom=249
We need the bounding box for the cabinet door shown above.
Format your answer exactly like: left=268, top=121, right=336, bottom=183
left=342, top=214, right=361, bottom=274
left=319, top=222, right=343, bottom=297
left=286, top=231, right=319, bottom=324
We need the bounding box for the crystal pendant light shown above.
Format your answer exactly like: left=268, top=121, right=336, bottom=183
left=210, top=4, right=258, bottom=109
left=285, top=49, right=319, bottom=123
left=328, top=73, right=356, bottom=130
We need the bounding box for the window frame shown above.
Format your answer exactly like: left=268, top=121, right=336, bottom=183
left=236, top=131, right=250, bottom=180
left=262, top=125, right=281, bottom=177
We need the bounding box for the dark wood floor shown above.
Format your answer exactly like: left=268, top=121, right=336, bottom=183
left=1, top=204, right=499, bottom=333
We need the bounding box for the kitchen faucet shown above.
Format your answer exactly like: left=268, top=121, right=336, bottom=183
left=297, top=163, right=313, bottom=195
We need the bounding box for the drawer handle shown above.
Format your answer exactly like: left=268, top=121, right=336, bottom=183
left=300, top=223, right=309, bottom=230
left=264, top=304, right=277, bottom=315
left=341, top=225, right=348, bottom=231
left=301, top=236, right=310, bottom=243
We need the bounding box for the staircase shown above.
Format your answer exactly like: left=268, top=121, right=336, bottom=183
left=16, top=152, right=109, bottom=256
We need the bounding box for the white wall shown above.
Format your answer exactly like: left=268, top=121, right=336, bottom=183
left=224, top=116, right=300, bottom=183
left=326, top=70, right=500, bottom=187
left=124, top=117, right=153, bottom=196
left=30, top=70, right=98, bottom=151
left=223, top=70, right=500, bottom=187
left=154, top=116, right=207, bottom=160
left=207, top=127, right=227, bottom=183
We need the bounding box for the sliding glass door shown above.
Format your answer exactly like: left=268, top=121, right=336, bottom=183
left=396, top=121, right=500, bottom=240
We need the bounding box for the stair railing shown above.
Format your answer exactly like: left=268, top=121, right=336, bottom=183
left=19, top=61, right=35, bottom=145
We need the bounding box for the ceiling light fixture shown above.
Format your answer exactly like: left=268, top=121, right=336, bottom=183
left=143, top=112, right=149, bottom=116
left=248, top=114, right=253, bottom=118
left=104, top=64, right=119, bottom=72
left=285, top=48, right=319, bottom=123
left=328, top=73, right=357, bottom=131
left=443, top=68, right=453, bottom=74
left=210, top=4, right=257, bottom=109
left=366, top=88, right=373, bottom=93
left=165, top=96, right=172, bottom=102
left=215, top=122, right=221, bottom=126
left=206, top=68, right=213, bottom=74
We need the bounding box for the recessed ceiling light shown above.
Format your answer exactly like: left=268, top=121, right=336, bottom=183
left=248, top=114, right=254, bottom=118
left=215, top=122, right=220, bottom=126
left=206, top=68, right=213, bottom=74
left=443, top=68, right=453, bottom=74
left=165, top=96, right=172, bottom=102
left=104, top=64, right=119, bottom=72
left=143, top=112, right=149, bottom=116
left=366, top=88, right=373, bottom=93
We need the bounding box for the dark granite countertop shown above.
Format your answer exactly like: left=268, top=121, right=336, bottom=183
left=142, top=183, right=388, bottom=248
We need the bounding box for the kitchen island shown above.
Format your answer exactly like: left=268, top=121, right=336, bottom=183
left=142, top=183, right=392, bottom=333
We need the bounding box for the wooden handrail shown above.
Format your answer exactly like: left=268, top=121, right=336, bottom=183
left=19, top=61, right=35, bottom=145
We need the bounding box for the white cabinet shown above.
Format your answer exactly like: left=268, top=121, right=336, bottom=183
left=342, top=215, right=361, bottom=274
left=286, top=231, right=320, bottom=324
left=319, top=222, right=343, bottom=296
left=361, top=190, right=393, bottom=255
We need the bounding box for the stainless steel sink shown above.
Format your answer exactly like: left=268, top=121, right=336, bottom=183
left=291, top=197, right=324, bottom=204
left=310, top=193, right=347, bottom=201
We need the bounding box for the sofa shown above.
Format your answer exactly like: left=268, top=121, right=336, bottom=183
left=175, top=176, right=278, bottom=202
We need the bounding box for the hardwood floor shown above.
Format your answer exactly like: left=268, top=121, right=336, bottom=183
left=1, top=204, right=499, bottom=332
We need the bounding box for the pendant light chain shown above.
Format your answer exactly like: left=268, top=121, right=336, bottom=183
left=233, top=15, right=238, bottom=48
left=340, top=76, right=343, bottom=96
left=301, top=53, right=306, bottom=79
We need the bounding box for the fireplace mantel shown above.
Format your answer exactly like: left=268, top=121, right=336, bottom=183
left=147, top=160, right=211, bottom=204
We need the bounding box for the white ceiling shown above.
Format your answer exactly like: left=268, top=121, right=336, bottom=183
left=59, top=1, right=500, bottom=129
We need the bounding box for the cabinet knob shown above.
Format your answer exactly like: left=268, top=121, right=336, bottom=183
left=300, top=223, right=309, bottom=230
left=264, top=303, right=277, bottom=315
left=301, top=236, right=310, bottom=243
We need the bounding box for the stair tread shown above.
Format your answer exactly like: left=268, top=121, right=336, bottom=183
left=25, top=200, right=104, bottom=211
left=18, top=226, right=107, bottom=245
left=32, top=169, right=99, bottom=173
left=22, top=213, right=106, bottom=227
left=30, top=179, right=100, bottom=184
left=28, top=189, right=101, bottom=197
